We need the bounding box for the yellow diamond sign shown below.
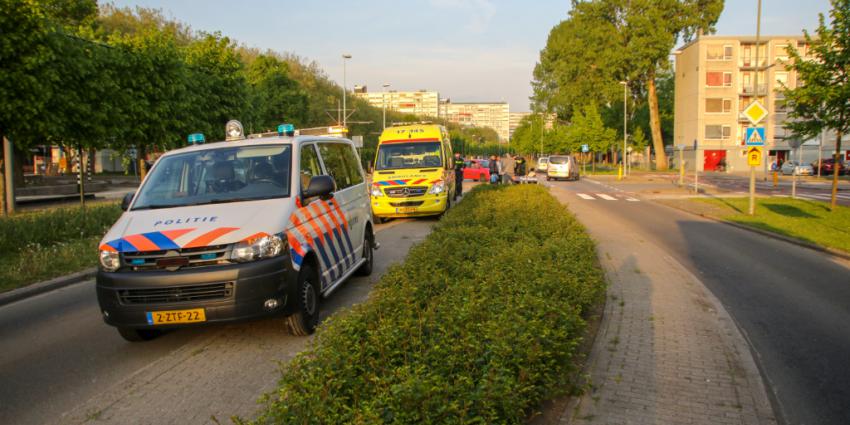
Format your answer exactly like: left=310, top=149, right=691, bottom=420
left=743, top=100, right=769, bottom=125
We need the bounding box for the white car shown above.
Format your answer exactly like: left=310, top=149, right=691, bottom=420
left=547, top=155, right=580, bottom=181
left=96, top=123, right=375, bottom=341
left=780, top=160, right=814, bottom=176
left=537, top=156, right=549, bottom=172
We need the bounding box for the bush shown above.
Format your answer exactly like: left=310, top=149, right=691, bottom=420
left=0, top=202, right=121, bottom=255
left=254, top=185, right=606, bottom=424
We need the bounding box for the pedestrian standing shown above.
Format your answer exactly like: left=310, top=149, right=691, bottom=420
left=489, top=154, right=500, bottom=184
left=453, top=152, right=465, bottom=200
left=514, top=156, right=527, bottom=179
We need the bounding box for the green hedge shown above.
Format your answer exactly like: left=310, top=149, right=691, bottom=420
left=254, top=185, right=606, bottom=424
left=0, top=203, right=121, bottom=255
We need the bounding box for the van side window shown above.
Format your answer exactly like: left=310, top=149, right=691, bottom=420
left=318, top=143, right=355, bottom=190
left=300, top=144, right=322, bottom=192
left=341, top=145, right=364, bottom=186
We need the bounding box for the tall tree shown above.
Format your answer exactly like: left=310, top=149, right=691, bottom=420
left=533, top=0, right=723, bottom=170
left=782, top=0, right=850, bottom=210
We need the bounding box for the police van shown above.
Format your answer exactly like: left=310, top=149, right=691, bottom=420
left=96, top=121, right=375, bottom=341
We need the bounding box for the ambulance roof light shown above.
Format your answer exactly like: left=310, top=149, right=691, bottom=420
left=225, top=120, right=245, bottom=141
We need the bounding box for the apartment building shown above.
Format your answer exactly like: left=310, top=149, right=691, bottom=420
left=509, top=112, right=531, bottom=139
left=353, top=87, right=441, bottom=119
left=673, top=35, right=840, bottom=172
left=445, top=102, right=511, bottom=142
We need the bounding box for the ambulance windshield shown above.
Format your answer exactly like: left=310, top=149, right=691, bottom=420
left=375, top=141, right=443, bottom=170
left=132, top=145, right=291, bottom=210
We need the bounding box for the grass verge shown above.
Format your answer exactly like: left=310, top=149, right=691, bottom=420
left=687, top=197, right=850, bottom=254
left=0, top=203, right=121, bottom=293
left=252, top=184, right=607, bottom=424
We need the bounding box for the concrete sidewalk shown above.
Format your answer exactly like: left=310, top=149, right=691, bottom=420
left=550, top=186, right=776, bottom=425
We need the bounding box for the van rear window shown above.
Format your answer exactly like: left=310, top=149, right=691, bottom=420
left=549, top=156, right=570, bottom=164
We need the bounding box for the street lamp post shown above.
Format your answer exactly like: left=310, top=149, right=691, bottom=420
left=342, top=54, right=352, bottom=127
left=620, top=81, right=628, bottom=177
left=382, top=83, right=391, bottom=129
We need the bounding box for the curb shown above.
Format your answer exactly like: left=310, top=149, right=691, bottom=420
left=0, top=268, right=96, bottom=308
left=659, top=201, right=850, bottom=262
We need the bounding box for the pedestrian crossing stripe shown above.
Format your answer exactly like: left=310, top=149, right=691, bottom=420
left=575, top=193, right=640, bottom=202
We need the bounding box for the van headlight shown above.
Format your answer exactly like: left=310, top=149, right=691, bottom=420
left=231, top=233, right=284, bottom=262
left=370, top=184, right=384, bottom=197
left=428, top=180, right=446, bottom=195
left=99, top=250, right=121, bottom=272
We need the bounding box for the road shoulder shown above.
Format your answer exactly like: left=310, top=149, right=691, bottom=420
left=549, top=185, right=777, bottom=425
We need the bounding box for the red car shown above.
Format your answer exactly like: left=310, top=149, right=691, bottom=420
left=463, top=159, right=491, bottom=182
left=811, top=158, right=847, bottom=175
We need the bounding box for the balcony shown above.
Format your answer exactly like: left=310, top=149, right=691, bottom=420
left=739, top=84, right=768, bottom=96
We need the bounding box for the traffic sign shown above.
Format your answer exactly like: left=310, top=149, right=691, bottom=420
left=581, top=144, right=589, bottom=153
left=743, top=100, right=769, bottom=125
left=745, top=127, right=765, bottom=146
left=747, top=146, right=763, bottom=166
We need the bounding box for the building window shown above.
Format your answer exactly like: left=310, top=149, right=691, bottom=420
left=706, top=71, right=733, bottom=87
left=705, top=125, right=732, bottom=140
left=707, top=45, right=733, bottom=60
left=774, top=44, right=790, bottom=62
left=774, top=72, right=789, bottom=89
left=706, top=98, right=733, bottom=113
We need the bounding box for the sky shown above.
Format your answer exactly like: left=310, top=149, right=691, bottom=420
left=108, top=0, right=833, bottom=112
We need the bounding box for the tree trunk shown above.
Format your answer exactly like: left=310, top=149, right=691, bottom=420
left=830, top=129, right=842, bottom=211
left=0, top=131, right=5, bottom=217
left=647, top=70, right=668, bottom=170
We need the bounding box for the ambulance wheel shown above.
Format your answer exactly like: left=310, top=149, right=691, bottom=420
left=287, top=264, right=320, bottom=336
left=117, top=327, right=160, bottom=342
left=357, top=228, right=374, bottom=276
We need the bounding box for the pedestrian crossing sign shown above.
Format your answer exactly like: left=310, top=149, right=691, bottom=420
left=746, top=127, right=765, bottom=146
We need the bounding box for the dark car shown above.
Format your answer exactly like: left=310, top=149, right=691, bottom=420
left=811, top=158, right=847, bottom=175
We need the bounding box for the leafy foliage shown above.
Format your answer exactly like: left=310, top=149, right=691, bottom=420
left=254, top=185, right=606, bottom=424
left=782, top=0, right=850, bottom=209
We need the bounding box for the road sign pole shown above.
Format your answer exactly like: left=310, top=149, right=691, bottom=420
left=694, top=144, right=699, bottom=194
left=749, top=0, right=763, bottom=216
left=679, top=147, right=685, bottom=187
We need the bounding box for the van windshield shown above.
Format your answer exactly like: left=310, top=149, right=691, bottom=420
left=549, top=156, right=570, bottom=164
left=376, top=141, right=443, bottom=170
left=132, top=145, right=291, bottom=210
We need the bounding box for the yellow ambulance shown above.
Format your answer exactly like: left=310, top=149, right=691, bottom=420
left=370, top=123, right=455, bottom=220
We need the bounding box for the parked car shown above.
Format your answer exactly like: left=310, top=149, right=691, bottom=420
left=780, top=160, right=814, bottom=176
left=547, top=155, right=580, bottom=181
left=537, top=156, right=549, bottom=172
left=811, top=158, right=847, bottom=175
left=463, top=159, right=491, bottom=182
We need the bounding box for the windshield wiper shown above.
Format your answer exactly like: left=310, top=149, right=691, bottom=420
left=131, top=204, right=177, bottom=211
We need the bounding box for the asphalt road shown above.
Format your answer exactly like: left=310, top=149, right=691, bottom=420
left=0, top=217, right=435, bottom=425
left=546, top=177, right=850, bottom=425
left=693, top=172, right=850, bottom=206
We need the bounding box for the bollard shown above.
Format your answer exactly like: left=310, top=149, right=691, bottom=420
left=773, top=171, right=778, bottom=188
left=618, top=164, right=623, bottom=181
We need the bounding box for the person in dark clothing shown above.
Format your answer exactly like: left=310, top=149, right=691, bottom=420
left=453, top=152, right=465, bottom=201
left=514, top=156, right=527, bottom=180
left=489, top=154, right=500, bottom=184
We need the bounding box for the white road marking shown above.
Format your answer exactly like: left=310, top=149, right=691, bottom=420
left=577, top=193, right=596, bottom=200
left=597, top=193, right=617, bottom=201
left=626, top=197, right=640, bottom=202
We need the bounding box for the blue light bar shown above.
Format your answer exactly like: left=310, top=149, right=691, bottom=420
left=277, top=124, right=295, bottom=136
left=187, top=133, right=205, bottom=144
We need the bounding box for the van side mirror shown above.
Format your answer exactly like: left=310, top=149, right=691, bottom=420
left=303, top=175, right=335, bottom=200
left=121, top=192, right=135, bottom=211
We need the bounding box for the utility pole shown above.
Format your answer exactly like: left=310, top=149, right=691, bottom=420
left=382, top=83, right=390, bottom=130
left=620, top=81, right=628, bottom=178
left=3, top=135, right=14, bottom=215
left=342, top=54, right=352, bottom=128
left=748, top=0, right=762, bottom=215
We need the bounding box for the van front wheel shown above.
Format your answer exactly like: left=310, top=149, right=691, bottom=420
left=357, top=229, right=374, bottom=276
left=287, top=264, right=320, bottom=336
